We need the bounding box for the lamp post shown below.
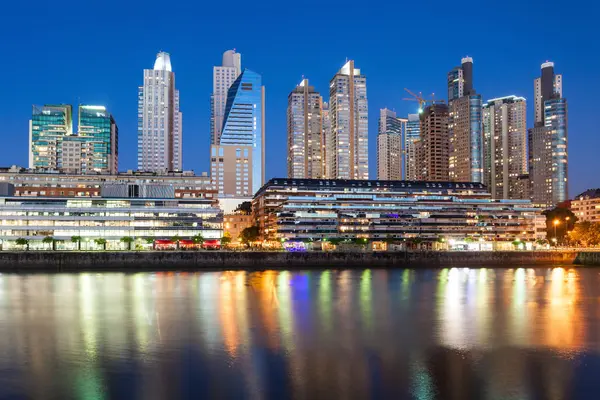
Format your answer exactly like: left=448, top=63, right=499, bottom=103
left=553, top=219, right=560, bottom=246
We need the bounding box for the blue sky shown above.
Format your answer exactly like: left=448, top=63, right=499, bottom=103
left=1, top=0, right=598, bottom=195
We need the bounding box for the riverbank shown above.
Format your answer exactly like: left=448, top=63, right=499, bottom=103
left=0, top=250, right=587, bottom=271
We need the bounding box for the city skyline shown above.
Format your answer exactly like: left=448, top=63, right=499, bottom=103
left=1, top=0, right=596, bottom=196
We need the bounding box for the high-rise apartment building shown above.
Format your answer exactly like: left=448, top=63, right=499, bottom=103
left=29, top=104, right=118, bottom=174
left=210, top=69, right=265, bottom=197
left=482, top=96, right=527, bottom=199
left=211, top=50, right=242, bottom=145
left=404, top=114, right=421, bottom=180
left=376, top=109, right=405, bottom=180
left=448, top=57, right=483, bottom=183
left=328, top=60, right=368, bottom=180
left=137, top=52, right=182, bottom=172
left=529, top=62, right=568, bottom=208
left=416, top=103, right=449, bottom=181
left=322, top=102, right=331, bottom=179
left=29, top=104, right=73, bottom=170
left=287, top=79, right=324, bottom=179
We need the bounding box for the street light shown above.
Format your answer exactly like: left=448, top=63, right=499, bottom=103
left=553, top=219, right=560, bottom=245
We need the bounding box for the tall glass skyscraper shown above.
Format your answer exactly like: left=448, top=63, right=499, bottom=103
left=29, top=104, right=118, bottom=174
left=210, top=68, right=265, bottom=196
left=77, top=105, right=118, bottom=174
left=211, top=50, right=242, bottom=145
left=529, top=62, right=568, bottom=208
left=448, top=57, right=483, bottom=183
left=29, top=104, right=73, bottom=170
left=404, top=114, right=420, bottom=180
left=328, top=60, right=368, bottom=180
left=137, top=52, right=182, bottom=172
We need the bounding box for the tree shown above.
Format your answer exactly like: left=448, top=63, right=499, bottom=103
left=42, top=236, right=55, bottom=251
left=235, top=201, right=252, bottom=215
left=171, top=235, right=181, bottom=250
left=221, top=232, right=232, bottom=247
left=240, top=226, right=259, bottom=247
left=15, top=238, right=29, bottom=251
left=543, top=206, right=577, bottom=244
left=120, top=236, right=134, bottom=251
left=569, top=222, right=600, bottom=247
left=192, top=234, right=204, bottom=245
left=94, top=238, right=107, bottom=251
left=71, top=236, right=82, bottom=251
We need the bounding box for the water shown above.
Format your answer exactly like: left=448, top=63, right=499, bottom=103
left=0, top=268, right=599, bottom=399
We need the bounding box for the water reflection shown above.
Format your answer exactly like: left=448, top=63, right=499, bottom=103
left=0, top=268, right=599, bottom=398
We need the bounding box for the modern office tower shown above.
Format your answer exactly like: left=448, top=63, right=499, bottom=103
left=404, top=114, right=420, bottom=180
left=376, top=109, right=405, bottom=180
left=529, top=62, right=568, bottom=208
left=210, top=69, right=265, bottom=197
left=328, top=60, right=368, bottom=180
left=448, top=57, right=483, bottom=183
left=534, top=62, right=562, bottom=126
left=211, top=50, right=242, bottom=145
left=287, top=79, right=324, bottom=179
left=416, top=103, right=449, bottom=181
left=29, top=104, right=73, bottom=170
left=482, top=96, right=527, bottom=199
left=137, top=52, right=182, bottom=172
left=77, top=105, right=119, bottom=174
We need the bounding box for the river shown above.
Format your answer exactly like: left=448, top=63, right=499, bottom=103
left=0, top=268, right=599, bottom=399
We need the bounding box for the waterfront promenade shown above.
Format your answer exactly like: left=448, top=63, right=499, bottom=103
left=0, top=250, right=590, bottom=271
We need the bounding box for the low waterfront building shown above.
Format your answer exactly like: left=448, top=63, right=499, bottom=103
left=253, top=178, right=544, bottom=249
left=0, top=166, right=216, bottom=200
left=0, top=183, right=222, bottom=251
left=571, top=189, right=600, bottom=223
left=223, top=212, right=253, bottom=245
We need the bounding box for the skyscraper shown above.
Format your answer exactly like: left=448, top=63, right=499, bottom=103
left=287, top=79, right=324, bottom=179
left=211, top=50, right=242, bottom=145
left=29, top=104, right=73, bottom=170
left=29, top=104, right=118, bottom=174
left=376, top=109, right=405, bottom=180
left=416, top=103, right=449, bottom=181
left=210, top=69, right=265, bottom=196
left=322, top=102, right=331, bottom=179
left=404, top=114, right=421, bottom=180
left=448, top=57, right=483, bottom=183
left=529, top=62, right=568, bottom=208
left=483, top=96, right=527, bottom=199
left=137, top=52, right=182, bottom=172
left=328, top=60, right=368, bottom=180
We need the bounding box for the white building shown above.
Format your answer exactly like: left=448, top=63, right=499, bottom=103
left=483, top=96, right=527, bottom=199
left=211, top=50, right=242, bottom=145
left=328, top=60, right=368, bottom=180
left=376, top=109, right=405, bottom=180
left=137, top=52, right=182, bottom=172
left=287, top=79, right=324, bottom=179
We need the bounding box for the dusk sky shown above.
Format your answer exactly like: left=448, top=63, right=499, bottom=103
left=1, top=0, right=598, bottom=195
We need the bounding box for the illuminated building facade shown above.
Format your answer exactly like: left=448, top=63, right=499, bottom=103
left=287, top=79, right=324, bottom=179
left=253, top=178, right=543, bottom=245
left=570, top=189, right=600, bottom=223
left=137, top=52, right=182, bottom=172
left=328, top=60, right=368, bottom=180
left=376, top=109, right=405, bottom=180
left=416, top=104, right=449, bottom=181
left=404, top=113, right=420, bottom=180
left=482, top=96, right=527, bottom=199
left=29, top=104, right=73, bottom=170
left=529, top=62, right=568, bottom=208
left=0, top=183, right=222, bottom=251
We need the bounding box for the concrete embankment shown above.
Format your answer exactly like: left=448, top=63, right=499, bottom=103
left=574, top=252, right=600, bottom=266
left=0, top=250, right=581, bottom=271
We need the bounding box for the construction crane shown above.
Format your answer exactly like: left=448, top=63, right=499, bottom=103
left=402, top=88, right=443, bottom=113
